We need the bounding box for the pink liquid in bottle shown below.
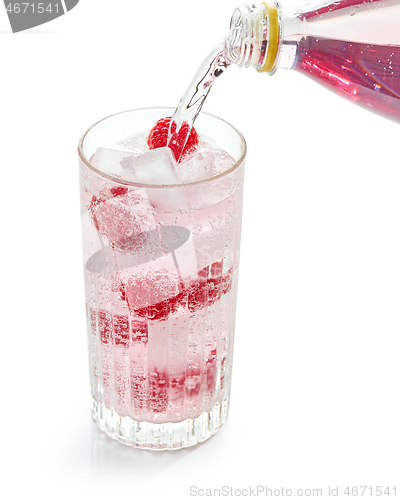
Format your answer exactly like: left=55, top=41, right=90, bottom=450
left=296, top=38, right=400, bottom=122
left=276, top=0, right=400, bottom=122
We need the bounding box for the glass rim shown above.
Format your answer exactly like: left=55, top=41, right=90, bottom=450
left=77, top=107, right=247, bottom=188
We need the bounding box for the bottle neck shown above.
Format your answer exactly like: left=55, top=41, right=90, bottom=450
left=227, top=1, right=280, bottom=74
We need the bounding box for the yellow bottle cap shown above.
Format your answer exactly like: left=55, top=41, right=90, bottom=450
left=258, top=1, right=279, bottom=73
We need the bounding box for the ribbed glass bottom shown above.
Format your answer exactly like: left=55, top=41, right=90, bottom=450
left=91, top=397, right=229, bottom=450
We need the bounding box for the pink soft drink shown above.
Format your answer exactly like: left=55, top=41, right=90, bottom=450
left=79, top=108, right=245, bottom=450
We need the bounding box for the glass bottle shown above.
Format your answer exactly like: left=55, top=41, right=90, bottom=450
left=227, top=0, right=400, bottom=122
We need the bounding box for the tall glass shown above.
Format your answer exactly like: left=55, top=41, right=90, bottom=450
left=78, top=108, right=246, bottom=450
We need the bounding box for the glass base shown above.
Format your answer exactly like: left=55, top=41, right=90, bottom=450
left=91, top=397, right=229, bottom=450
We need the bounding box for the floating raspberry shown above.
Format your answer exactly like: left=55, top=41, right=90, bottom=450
left=89, top=187, right=155, bottom=252
left=147, top=116, right=199, bottom=163
left=89, top=187, right=128, bottom=232
left=120, top=262, right=233, bottom=321
left=186, top=267, right=232, bottom=313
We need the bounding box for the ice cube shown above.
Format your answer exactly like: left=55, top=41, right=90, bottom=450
left=116, top=131, right=149, bottom=155
left=178, top=150, right=215, bottom=183
left=190, top=196, right=238, bottom=270
left=121, top=253, right=183, bottom=311
left=158, top=225, right=198, bottom=285
left=211, top=148, right=236, bottom=176
left=122, top=147, right=181, bottom=185
left=121, top=147, right=193, bottom=211
left=91, top=147, right=135, bottom=178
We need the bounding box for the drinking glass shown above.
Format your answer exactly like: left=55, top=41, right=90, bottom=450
left=78, top=107, right=246, bottom=450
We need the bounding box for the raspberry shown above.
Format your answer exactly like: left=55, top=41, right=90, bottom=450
left=89, top=186, right=128, bottom=232
left=120, top=263, right=233, bottom=321
left=89, top=187, right=155, bottom=252
left=147, top=116, right=199, bottom=162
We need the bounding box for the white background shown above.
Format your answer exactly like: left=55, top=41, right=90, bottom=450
left=1, top=1, right=399, bottom=498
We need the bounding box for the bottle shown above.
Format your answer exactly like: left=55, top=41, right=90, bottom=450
left=226, top=0, right=400, bottom=123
